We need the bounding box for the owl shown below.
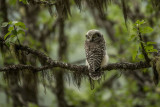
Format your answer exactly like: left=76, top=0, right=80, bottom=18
left=85, top=29, right=109, bottom=80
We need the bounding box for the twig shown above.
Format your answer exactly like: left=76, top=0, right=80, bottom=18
left=14, top=25, right=21, bottom=45
left=137, top=26, right=151, bottom=63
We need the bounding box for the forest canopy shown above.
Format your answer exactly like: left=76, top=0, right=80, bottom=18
left=0, top=0, right=160, bottom=107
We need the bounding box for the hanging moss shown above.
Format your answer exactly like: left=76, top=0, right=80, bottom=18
left=55, top=0, right=71, bottom=18
left=86, top=0, right=111, bottom=16
left=14, top=44, right=27, bottom=64
left=72, top=71, right=83, bottom=88
left=74, top=0, right=82, bottom=9
left=151, top=0, right=160, bottom=10
left=121, top=0, right=128, bottom=26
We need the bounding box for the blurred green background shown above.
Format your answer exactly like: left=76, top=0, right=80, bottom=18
left=0, top=0, right=160, bottom=107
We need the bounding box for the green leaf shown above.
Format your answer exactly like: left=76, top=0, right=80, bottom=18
left=12, top=30, right=17, bottom=35
left=138, top=54, right=144, bottom=59
left=147, top=42, right=157, bottom=45
left=151, top=49, right=158, bottom=52
left=11, top=21, right=18, bottom=25
left=145, top=45, right=153, bottom=51
left=8, top=21, right=12, bottom=24
left=135, top=20, right=140, bottom=25
left=145, top=42, right=158, bottom=53
left=135, top=20, right=145, bottom=26
left=147, top=49, right=158, bottom=53
left=10, top=35, right=16, bottom=38
left=17, top=30, right=25, bottom=35
left=140, top=26, right=153, bottom=34
left=1, top=22, right=8, bottom=27
left=8, top=26, right=14, bottom=31
left=15, top=22, right=24, bottom=27
left=4, top=32, right=11, bottom=40
left=145, top=45, right=158, bottom=53
left=15, top=22, right=27, bottom=30
left=129, top=34, right=136, bottom=41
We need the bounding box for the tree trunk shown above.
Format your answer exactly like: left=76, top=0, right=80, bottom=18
left=0, top=0, right=24, bottom=107
left=55, top=18, right=68, bottom=107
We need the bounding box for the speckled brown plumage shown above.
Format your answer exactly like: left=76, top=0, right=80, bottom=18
left=85, top=29, right=109, bottom=80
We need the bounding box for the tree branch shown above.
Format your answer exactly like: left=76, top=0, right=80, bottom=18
left=28, top=0, right=57, bottom=6
left=0, top=61, right=151, bottom=73
left=137, top=26, right=151, bottom=63
left=0, top=39, right=151, bottom=74
left=14, top=44, right=53, bottom=64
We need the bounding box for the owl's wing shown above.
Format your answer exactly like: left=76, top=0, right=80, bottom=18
left=85, top=41, right=105, bottom=71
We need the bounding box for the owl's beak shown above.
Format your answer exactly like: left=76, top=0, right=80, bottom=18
left=87, top=39, right=92, bottom=42
left=89, top=38, right=93, bottom=42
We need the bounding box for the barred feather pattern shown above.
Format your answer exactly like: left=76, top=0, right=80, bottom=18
left=85, top=30, right=107, bottom=80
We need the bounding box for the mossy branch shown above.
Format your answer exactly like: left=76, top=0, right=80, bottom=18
left=0, top=40, right=151, bottom=73
left=28, top=0, right=57, bottom=6
left=0, top=61, right=151, bottom=73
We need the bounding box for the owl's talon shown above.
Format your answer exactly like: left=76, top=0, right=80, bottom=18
left=95, top=67, right=101, bottom=72
left=89, top=72, right=102, bottom=80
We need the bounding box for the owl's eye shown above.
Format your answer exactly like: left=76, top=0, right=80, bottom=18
left=93, top=34, right=99, bottom=38
left=96, top=33, right=100, bottom=37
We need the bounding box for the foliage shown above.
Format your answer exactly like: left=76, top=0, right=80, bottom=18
left=1, top=21, right=27, bottom=46
left=130, top=20, right=157, bottom=60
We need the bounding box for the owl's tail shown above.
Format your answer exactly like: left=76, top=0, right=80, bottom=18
left=89, top=68, right=102, bottom=80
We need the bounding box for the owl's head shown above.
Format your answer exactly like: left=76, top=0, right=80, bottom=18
left=85, top=29, right=103, bottom=43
